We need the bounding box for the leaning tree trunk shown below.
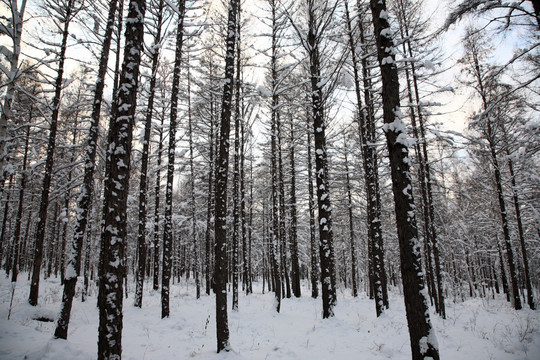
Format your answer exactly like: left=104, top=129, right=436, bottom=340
left=369, top=1, right=440, bottom=359
left=54, top=0, right=119, bottom=340
left=162, top=0, right=186, bottom=319
left=97, top=0, right=146, bottom=357
left=29, top=0, right=76, bottom=306
left=214, top=0, right=239, bottom=352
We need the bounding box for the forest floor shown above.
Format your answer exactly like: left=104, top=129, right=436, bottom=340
left=0, top=275, right=539, bottom=359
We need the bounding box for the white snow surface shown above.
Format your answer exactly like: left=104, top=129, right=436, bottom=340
left=1, top=276, right=539, bottom=359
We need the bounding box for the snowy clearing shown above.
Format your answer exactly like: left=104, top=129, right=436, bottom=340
left=0, top=276, right=539, bottom=359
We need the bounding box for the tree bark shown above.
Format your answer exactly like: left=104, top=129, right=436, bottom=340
left=288, top=113, right=301, bottom=298
left=214, top=0, right=239, bottom=352
left=369, top=0, right=439, bottom=358
left=97, top=0, right=146, bottom=357
left=507, top=157, right=535, bottom=309
left=307, top=0, right=336, bottom=318
left=29, top=0, right=76, bottom=306
left=54, top=0, right=119, bottom=339
left=269, top=0, right=282, bottom=313
left=134, top=0, right=165, bottom=309
left=162, top=0, right=186, bottom=319
left=345, top=0, right=386, bottom=313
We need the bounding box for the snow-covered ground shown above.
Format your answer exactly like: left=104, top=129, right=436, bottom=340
left=0, top=275, right=539, bottom=359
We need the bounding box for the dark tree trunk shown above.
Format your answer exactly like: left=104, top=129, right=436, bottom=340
left=59, top=112, right=79, bottom=286
left=508, top=157, right=535, bottom=309
left=369, top=0, right=439, bottom=358
left=134, top=0, right=165, bottom=309
left=307, top=115, right=318, bottom=299
left=204, top=80, right=216, bottom=296
left=97, top=0, right=146, bottom=357
left=29, top=0, right=75, bottom=306
left=54, top=0, right=119, bottom=339
left=162, top=0, right=186, bottom=319
left=214, top=0, right=239, bottom=352
left=343, top=138, right=358, bottom=297
left=269, top=0, right=282, bottom=313
left=187, top=56, right=201, bottom=299
left=307, top=0, right=336, bottom=318
left=241, top=101, right=250, bottom=295
left=344, top=0, right=386, bottom=313
left=489, top=140, right=521, bottom=309
left=396, top=0, right=445, bottom=317
left=0, top=174, right=13, bottom=273
left=232, top=14, right=241, bottom=310
left=288, top=114, right=301, bottom=298
left=277, top=109, right=290, bottom=300
left=10, top=124, right=30, bottom=283
left=153, top=106, right=165, bottom=291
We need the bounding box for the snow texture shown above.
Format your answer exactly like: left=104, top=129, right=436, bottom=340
left=0, top=276, right=539, bottom=359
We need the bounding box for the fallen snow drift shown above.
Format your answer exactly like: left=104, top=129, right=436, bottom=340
left=1, top=276, right=539, bottom=359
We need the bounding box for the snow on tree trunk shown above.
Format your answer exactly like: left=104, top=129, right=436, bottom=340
left=97, top=0, right=146, bottom=357
left=0, top=0, right=27, bottom=175
left=214, top=0, right=239, bottom=352
left=55, top=0, right=119, bottom=339
left=135, top=0, right=165, bottom=309
left=307, top=114, right=318, bottom=299
left=369, top=0, right=439, bottom=358
left=307, top=0, right=336, bottom=319
left=288, top=114, right=301, bottom=298
left=269, top=0, right=282, bottom=313
left=162, top=0, right=186, bottom=319
left=344, top=0, right=386, bottom=314
left=29, top=0, right=76, bottom=307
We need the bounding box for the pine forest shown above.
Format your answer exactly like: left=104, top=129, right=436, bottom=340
left=0, top=0, right=539, bottom=359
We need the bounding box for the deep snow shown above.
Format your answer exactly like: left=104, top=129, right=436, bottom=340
left=0, top=275, right=539, bottom=359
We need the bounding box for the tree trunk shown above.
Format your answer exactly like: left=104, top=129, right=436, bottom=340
left=307, top=115, right=318, bottom=299
left=232, top=14, right=241, bottom=310
left=0, top=174, right=13, bottom=273
left=153, top=105, right=165, bottom=291
left=204, top=80, right=216, bottom=296
left=0, top=0, right=27, bottom=173
left=345, top=0, right=386, bottom=313
left=214, top=0, right=239, bottom=352
left=307, top=0, right=336, bottom=318
left=134, top=0, right=165, bottom=309
left=269, top=0, right=282, bottom=313
left=288, top=114, right=301, bottom=298
left=507, top=157, right=535, bottom=309
left=29, top=0, right=75, bottom=306
left=369, top=1, right=439, bottom=358
left=162, top=0, right=186, bottom=319
left=54, top=0, right=119, bottom=339
left=97, top=0, right=146, bottom=357
left=10, top=124, right=30, bottom=283
left=343, top=137, right=358, bottom=297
